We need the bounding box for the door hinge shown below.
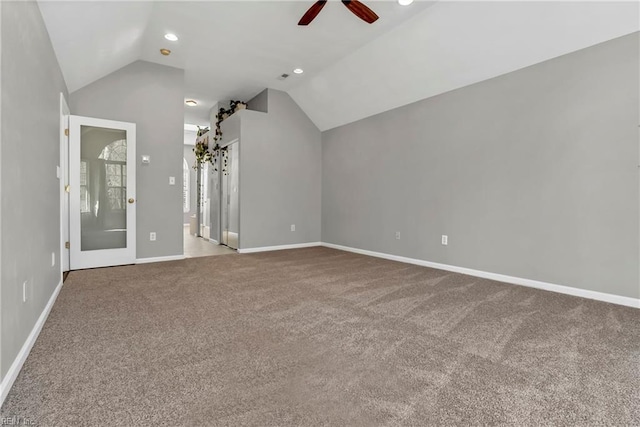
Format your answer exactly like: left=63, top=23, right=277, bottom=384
left=65, top=241, right=70, bottom=249
left=64, top=128, right=69, bottom=137
left=65, top=185, right=70, bottom=193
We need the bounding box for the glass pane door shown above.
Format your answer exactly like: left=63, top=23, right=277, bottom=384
left=80, top=126, right=127, bottom=251
left=70, top=116, right=136, bottom=269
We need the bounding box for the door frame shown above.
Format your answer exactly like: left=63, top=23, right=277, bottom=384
left=69, top=115, right=137, bottom=269
left=59, top=93, right=70, bottom=274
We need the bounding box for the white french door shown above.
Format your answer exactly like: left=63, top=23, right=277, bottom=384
left=60, top=94, right=70, bottom=272
left=69, top=115, right=136, bottom=269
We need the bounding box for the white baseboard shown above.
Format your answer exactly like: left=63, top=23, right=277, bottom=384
left=136, top=255, right=185, bottom=264
left=321, top=242, right=640, bottom=309
left=238, top=242, right=322, bottom=254
left=209, top=239, right=219, bottom=245
left=0, top=278, right=64, bottom=406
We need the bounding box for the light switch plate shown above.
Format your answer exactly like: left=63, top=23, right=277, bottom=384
left=169, top=176, right=175, bottom=185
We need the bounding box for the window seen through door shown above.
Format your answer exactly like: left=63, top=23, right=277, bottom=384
left=99, top=140, right=127, bottom=211
left=80, top=160, right=90, bottom=213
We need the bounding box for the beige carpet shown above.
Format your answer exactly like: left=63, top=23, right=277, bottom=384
left=2, top=247, right=639, bottom=426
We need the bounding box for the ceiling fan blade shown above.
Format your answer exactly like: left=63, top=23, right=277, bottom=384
left=298, top=0, right=328, bottom=26
left=341, top=0, right=379, bottom=24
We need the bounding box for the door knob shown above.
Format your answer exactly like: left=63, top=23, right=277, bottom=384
left=128, top=198, right=135, bottom=204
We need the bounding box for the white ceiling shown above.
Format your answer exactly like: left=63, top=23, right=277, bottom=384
left=39, top=0, right=435, bottom=126
left=39, top=1, right=638, bottom=131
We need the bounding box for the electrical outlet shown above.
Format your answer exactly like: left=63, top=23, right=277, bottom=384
left=22, top=281, right=28, bottom=303
left=290, top=224, right=296, bottom=232
left=150, top=232, right=157, bottom=241
left=51, top=252, right=56, bottom=267
left=441, top=235, right=448, bottom=245
left=169, top=176, right=175, bottom=185
left=395, top=231, right=401, bottom=240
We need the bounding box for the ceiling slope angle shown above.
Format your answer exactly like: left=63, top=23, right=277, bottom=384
left=288, top=1, right=640, bottom=131
left=38, top=0, right=435, bottom=124
left=38, top=1, right=154, bottom=93
left=137, top=1, right=435, bottom=125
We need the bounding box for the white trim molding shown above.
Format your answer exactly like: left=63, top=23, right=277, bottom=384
left=321, top=243, right=640, bottom=309
left=136, top=255, right=186, bottom=264
left=0, top=279, right=64, bottom=406
left=238, top=242, right=322, bottom=254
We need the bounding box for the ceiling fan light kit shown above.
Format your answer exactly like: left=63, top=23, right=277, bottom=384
left=298, top=0, right=379, bottom=26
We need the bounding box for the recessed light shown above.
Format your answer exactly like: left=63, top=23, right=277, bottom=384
left=160, top=48, right=171, bottom=56
left=164, top=33, right=178, bottom=41
left=398, top=0, right=413, bottom=5
left=185, top=100, right=197, bottom=106
left=293, top=68, right=304, bottom=74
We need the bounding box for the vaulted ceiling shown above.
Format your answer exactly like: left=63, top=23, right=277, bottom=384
left=39, top=1, right=638, bottom=131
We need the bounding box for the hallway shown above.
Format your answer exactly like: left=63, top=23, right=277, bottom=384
left=184, top=225, right=236, bottom=258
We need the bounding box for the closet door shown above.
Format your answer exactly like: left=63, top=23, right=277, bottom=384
left=221, top=156, right=229, bottom=246
left=226, top=142, right=239, bottom=250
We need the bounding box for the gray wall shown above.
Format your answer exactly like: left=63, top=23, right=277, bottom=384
left=247, top=89, right=269, bottom=113
left=183, top=145, right=196, bottom=225
left=70, top=61, right=185, bottom=259
left=1, top=1, right=68, bottom=380
left=322, top=33, right=640, bottom=299
left=221, top=89, right=322, bottom=249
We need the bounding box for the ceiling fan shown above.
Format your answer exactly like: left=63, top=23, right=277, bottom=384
left=298, top=0, right=379, bottom=26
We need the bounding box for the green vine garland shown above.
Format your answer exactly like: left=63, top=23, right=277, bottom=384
left=193, top=126, right=211, bottom=168
left=193, top=100, right=246, bottom=175
left=212, top=100, right=246, bottom=174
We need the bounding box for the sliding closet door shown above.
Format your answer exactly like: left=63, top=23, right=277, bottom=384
left=221, top=157, right=229, bottom=246
left=200, top=162, right=210, bottom=238
left=220, top=142, right=239, bottom=249
left=226, top=143, right=239, bottom=249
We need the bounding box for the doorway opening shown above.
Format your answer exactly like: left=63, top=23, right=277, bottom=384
left=183, top=124, right=234, bottom=258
